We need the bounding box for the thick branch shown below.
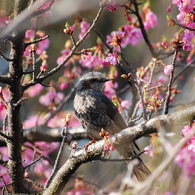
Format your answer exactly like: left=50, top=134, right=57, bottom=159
left=41, top=104, right=195, bottom=194
left=43, top=141, right=104, bottom=195
left=1, top=104, right=194, bottom=147
left=0, top=75, right=11, bottom=85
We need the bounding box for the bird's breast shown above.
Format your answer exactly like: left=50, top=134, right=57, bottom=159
left=74, top=90, right=97, bottom=114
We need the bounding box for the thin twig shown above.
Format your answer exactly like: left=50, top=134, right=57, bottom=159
left=70, top=34, right=76, bottom=47
left=0, top=131, right=12, bottom=141
left=134, top=83, right=147, bottom=121
left=25, top=35, right=50, bottom=47
left=0, top=50, right=14, bottom=61
left=119, top=44, right=136, bottom=79
left=25, top=178, right=44, bottom=189
left=24, top=154, right=43, bottom=170
left=13, top=97, right=26, bottom=107
left=31, top=44, right=36, bottom=81
left=174, top=19, right=195, bottom=31
left=44, top=122, right=69, bottom=188
left=23, top=144, right=54, bottom=166
left=163, top=50, right=178, bottom=114
left=173, top=56, right=195, bottom=83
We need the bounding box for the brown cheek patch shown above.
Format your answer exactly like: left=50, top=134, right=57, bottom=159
left=82, top=80, right=92, bottom=89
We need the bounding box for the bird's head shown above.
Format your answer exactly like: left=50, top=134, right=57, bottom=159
left=76, top=71, right=114, bottom=91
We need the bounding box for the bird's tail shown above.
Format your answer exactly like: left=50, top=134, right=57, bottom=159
left=133, top=157, right=151, bottom=182
left=114, top=143, right=151, bottom=182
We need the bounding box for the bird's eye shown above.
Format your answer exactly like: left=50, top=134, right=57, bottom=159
left=91, top=78, right=96, bottom=82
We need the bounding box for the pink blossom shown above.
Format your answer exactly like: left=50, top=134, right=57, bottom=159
left=37, top=38, right=50, bottom=55
left=60, top=82, right=68, bottom=90
left=166, top=5, right=173, bottom=12
left=106, top=31, right=126, bottom=51
left=127, top=28, right=143, bottom=46
left=164, top=65, right=173, bottom=75
left=182, top=30, right=194, bottom=51
left=79, top=52, right=96, bottom=68
left=40, top=0, right=54, bottom=10
left=79, top=21, right=90, bottom=39
left=144, top=11, right=158, bottom=30
left=39, top=91, right=64, bottom=106
left=27, top=83, right=44, bottom=97
left=39, top=91, right=56, bottom=106
left=188, top=137, right=195, bottom=152
left=47, top=115, right=65, bottom=128
left=34, top=141, right=59, bottom=155
left=105, top=3, right=120, bottom=12
left=105, top=53, right=119, bottom=65
left=79, top=52, right=104, bottom=68
left=157, top=74, right=168, bottom=84
left=25, top=29, right=35, bottom=39
left=144, top=145, right=154, bottom=156
left=0, top=107, right=7, bottom=120
left=0, top=165, right=10, bottom=187
left=0, top=101, right=6, bottom=111
left=175, top=146, right=195, bottom=177
left=23, top=115, right=44, bottom=129
left=23, top=45, right=32, bottom=57
left=104, top=80, right=117, bottom=98
left=104, top=142, right=115, bottom=151
left=182, top=125, right=192, bottom=137
left=175, top=125, right=195, bottom=178
left=173, top=0, right=195, bottom=51
left=161, top=41, right=170, bottom=49
left=40, top=60, right=48, bottom=71
left=120, top=100, right=130, bottom=109
left=57, top=49, right=71, bottom=66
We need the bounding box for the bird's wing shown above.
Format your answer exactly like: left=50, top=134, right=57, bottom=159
left=100, top=93, right=127, bottom=131
left=100, top=92, right=140, bottom=151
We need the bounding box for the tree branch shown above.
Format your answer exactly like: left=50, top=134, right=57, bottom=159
left=41, top=104, right=195, bottom=194
left=163, top=50, right=178, bottom=114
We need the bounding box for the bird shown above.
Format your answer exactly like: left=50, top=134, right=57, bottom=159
left=73, top=71, right=150, bottom=181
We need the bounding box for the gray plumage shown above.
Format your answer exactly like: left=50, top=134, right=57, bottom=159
left=74, top=71, right=150, bottom=181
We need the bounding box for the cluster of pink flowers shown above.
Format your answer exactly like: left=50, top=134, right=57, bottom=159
left=144, top=9, right=158, bottom=30
left=172, top=0, right=195, bottom=51
left=78, top=21, right=90, bottom=39
left=39, top=91, right=64, bottom=107
left=164, top=64, right=173, bottom=75
left=104, top=0, right=120, bottom=13
left=56, top=49, right=71, bottom=66
left=175, top=125, right=195, bottom=177
left=106, top=25, right=143, bottom=51
left=24, top=29, right=50, bottom=72
left=79, top=51, right=107, bottom=68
